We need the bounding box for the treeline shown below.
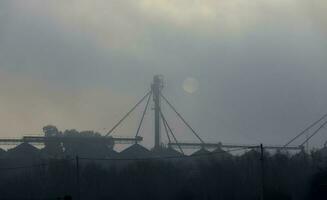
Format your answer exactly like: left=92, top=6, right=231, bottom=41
left=0, top=125, right=327, bottom=199
left=0, top=148, right=327, bottom=199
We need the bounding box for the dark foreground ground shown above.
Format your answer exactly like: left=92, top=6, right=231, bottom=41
left=0, top=149, right=327, bottom=200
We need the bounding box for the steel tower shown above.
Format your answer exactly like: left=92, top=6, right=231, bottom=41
left=152, top=75, right=163, bottom=150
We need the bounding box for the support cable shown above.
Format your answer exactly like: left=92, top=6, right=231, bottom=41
left=159, top=109, right=184, bottom=154
left=105, top=91, right=151, bottom=136
left=283, top=113, right=327, bottom=147
left=299, top=120, right=327, bottom=147
left=160, top=93, right=205, bottom=144
left=135, top=92, right=152, bottom=139
left=162, top=115, right=172, bottom=144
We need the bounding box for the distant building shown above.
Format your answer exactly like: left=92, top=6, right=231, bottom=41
left=151, top=146, right=183, bottom=157
left=0, top=148, right=6, bottom=158
left=6, top=142, right=41, bottom=159
left=212, top=146, right=232, bottom=160
left=319, top=143, right=327, bottom=160
left=4, top=143, right=44, bottom=168
left=192, top=148, right=211, bottom=157
left=119, top=143, right=152, bottom=159
left=105, top=148, right=119, bottom=158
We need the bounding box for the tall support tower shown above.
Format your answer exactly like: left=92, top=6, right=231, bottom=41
left=152, top=75, right=163, bottom=150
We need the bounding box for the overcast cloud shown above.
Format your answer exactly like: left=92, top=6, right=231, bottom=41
left=0, top=0, right=327, bottom=149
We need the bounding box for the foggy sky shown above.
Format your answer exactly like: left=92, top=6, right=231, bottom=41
left=1, top=0, right=327, bottom=149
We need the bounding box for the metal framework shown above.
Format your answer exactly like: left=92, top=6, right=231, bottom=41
left=105, top=91, right=151, bottom=136
left=152, top=75, right=164, bottom=150
left=0, top=136, right=142, bottom=146
left=168, top=142, right=302, bottom=150
left=0, top=75, right=322, bottom=153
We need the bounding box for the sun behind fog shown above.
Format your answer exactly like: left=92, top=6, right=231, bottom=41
left=183, top=77, right=199, bottom=94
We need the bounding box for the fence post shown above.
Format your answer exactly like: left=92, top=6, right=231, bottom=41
left=260, top=144, right=265, bottom=200
left=76, top=156, right=81, bottom=200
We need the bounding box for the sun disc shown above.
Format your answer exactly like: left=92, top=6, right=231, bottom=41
left=183, top=77, right=199, bottom=94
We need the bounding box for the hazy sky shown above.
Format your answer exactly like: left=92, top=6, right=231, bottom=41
left=1, top=0, right=327, bottom=149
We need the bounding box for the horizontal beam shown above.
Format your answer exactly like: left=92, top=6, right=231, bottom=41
left=112, top=136, right=143, bottom=144
left=168, top=142, right=303, bottom=150
left=168, top=142, right=221, bottom=149
left=0, top=136, right=143, bottom=145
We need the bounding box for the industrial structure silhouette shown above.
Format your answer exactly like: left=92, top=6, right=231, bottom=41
left=1, top=75, right=326, bottom=159
left=1, top=76, right=327, bottom=200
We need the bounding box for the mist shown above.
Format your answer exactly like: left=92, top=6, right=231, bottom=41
left=1, top=1, right=327, bottom=148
